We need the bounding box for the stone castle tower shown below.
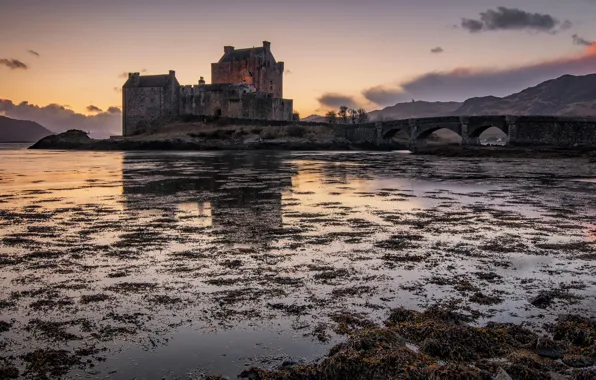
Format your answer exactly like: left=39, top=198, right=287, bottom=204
left=211, top=41, right=284, bottom=98
left=122, top=41, right=292, bottom=136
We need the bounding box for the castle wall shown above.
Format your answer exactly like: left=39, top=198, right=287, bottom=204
left=256, top=62, right=284, bottom=99
left=179, top=85, right=247, bottom=118
left=164, top=77, right=180, bottom=120
left=179, top=85, right=292, bottom=121
left=122, top=72, right=180, bottom=136
left=123, top=86, right=163, bottom=136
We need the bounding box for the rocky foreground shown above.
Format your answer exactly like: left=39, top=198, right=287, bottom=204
left=238, top=305, right=596, bottom=380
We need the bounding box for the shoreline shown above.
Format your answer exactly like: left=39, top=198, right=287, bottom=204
left=28, top=130, right=596, bottom=158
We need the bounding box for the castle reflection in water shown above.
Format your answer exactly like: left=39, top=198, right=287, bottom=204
left=121, top=152, right=295, bottom=246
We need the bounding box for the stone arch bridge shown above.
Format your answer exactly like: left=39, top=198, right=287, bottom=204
left=337, top=115, right=596, bottom=150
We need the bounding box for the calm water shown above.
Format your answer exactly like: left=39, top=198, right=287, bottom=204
left=1, top=145, right=595, bottom=378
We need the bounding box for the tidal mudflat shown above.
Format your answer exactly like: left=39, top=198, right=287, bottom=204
left=0, top=146, right=595, bottom=379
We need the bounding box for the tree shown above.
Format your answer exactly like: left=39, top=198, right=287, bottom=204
left=348, top=108, right=358, bottom=124
left=292, top=111, right=300, bottom=121
left=357, top=108, right=370, bottom=123
left=325, top=111, right=337, bottom=124
left=338, top=106, right=349, bottom=124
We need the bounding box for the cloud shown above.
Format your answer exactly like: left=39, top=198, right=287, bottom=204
left=461, top=19, right=483, bottom=33
left=0, top=59, right=28, bottom=70
left=361, top=86, right=409, bottom=107
left=363, top=45, right=596, bottom=104
left=0, top=99, right=121, bottom=138
left=572, top=34, right=595, bottom=46
left=27, top=50, right=40, bottom=57
left=86, top=105, right=103, bottom=113
left=461, top=7, right=568, bottom=33
left=316, top=93, right=359, bottom=109
left=113, top=87, right=122, bottom=93
left=107, top=106, right=121, bottom=114
left=430, top=47, right=444, bottom=54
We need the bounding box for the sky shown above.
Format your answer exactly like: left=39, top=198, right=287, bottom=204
left=0, top=0, right=595, bottom=137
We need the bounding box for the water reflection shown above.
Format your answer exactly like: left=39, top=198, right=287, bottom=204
left=122, top=152, right=293, bottom=247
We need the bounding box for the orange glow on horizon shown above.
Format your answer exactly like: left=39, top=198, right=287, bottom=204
left=585, top=44, right=596, bottom=56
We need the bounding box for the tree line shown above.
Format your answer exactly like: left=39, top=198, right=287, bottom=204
left=326, top=106, right=370, bottom=124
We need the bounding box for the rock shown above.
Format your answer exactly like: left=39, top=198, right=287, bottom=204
left=494, top=367, right=513, bottom=380
left=0, top=365, right=19, bottom=379
left=281, top=360, right=299, bottom=368
left=535, top=337, right=563, bottom=359
left=238, top=369, right=261, bottom=380
left=535, top=347, right=563, bottom=360
left=0, top=320, right=11, bottom=333
left=29, top=129, right=92, bottom=149
left=549, top=372, right=568, bottom=380
left=562, top=354, right=594, bottom=368
left=530, top=292, right=554, bottom=308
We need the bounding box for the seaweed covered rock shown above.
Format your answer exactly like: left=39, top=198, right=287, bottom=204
left=240, top=306, right=596, bottom=380
left=386, top=306, right=539, bottom=362
left=553, top=315, right=596, bottom=348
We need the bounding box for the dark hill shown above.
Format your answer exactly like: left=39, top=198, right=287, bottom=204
left=369, top=101, right=462, bottom=121
left=0, top=116, right=53, bottom=142
left=453, top=74, right=596, bottom=116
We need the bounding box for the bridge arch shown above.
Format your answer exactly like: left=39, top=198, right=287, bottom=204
left=382, top=128, right=404, bottom=140
left=415, top=125, right=463, bottom=142
left=468, top=123, right=509, bottom=139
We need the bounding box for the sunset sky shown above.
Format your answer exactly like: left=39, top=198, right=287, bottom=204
left=1, top=0, right=595, bottom=136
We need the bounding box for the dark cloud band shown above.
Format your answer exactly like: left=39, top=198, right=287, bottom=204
left=362, top=46, right=596, bottom=105
left=461, top=7, right=567, bottom=34
left=317, top=93, right=358, bottom=109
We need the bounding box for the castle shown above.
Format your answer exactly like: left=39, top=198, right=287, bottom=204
left=122, top=41, right=293, bottom=136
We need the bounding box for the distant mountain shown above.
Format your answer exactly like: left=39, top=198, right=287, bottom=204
left=369, top=101, right=463, bottom=121
left=302, top=114, right=327, bottom=122
left=453, top=74, right=596, bottom=116
left=0, top=116, right=53, bottom=142
left=306, top=73, right=596, bottom=123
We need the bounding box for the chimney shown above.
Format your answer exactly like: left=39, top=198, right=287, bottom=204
left=263, top=41, right=271, bottom=52
left=131, top=72, right=140, bottom=86
left=224, top=46, right=235, bottom=54
left=199, top=76, right=206, bottom=86
left=169, top=70, right=176, bottom=78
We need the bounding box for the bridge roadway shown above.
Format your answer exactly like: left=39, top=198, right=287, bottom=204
left=336, top=115, right=596, bottom=150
